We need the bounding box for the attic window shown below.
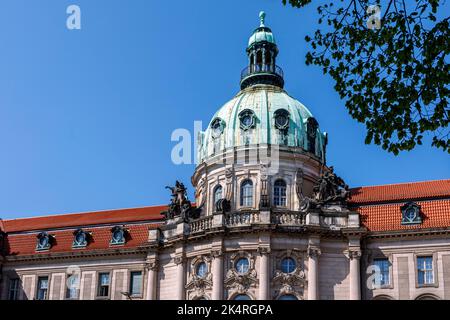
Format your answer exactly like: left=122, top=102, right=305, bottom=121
left=72, top=229, right=89, bottom=248
left=238, top=109, right=256, bottom=131
left=36, top=232, right=53, bottom=251
left=401, top=202, right=422, bottom=225
left=110, top=226, right=127, bottom=245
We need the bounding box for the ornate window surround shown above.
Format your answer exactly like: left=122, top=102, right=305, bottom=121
left=238, top=109, right=256, bottom=131
left=225, top=251, right=257, bottom=298
left=72, top=229, right=90, bottom=248
left=36, top=232, right=54, bottom=251
left=210, top=117, right=225, bottom=139
left=186, top=255, right=213, bottom=300
left=272, top=250, right=305, bottom=299
left=401, top=202, right=422, bottom=225
left=273, top=109, right=290, bottom=131
left=110, top=226, right=127, bottom=246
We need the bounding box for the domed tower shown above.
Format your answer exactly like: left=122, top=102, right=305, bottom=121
left=193, top=12, right=328, bottom=215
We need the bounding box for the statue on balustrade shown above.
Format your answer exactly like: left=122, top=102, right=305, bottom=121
left=162, top=181, right=201, bottom=221
left=299, top=166, right=350, bottom=211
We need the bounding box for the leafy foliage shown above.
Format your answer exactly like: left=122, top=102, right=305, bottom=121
left=282, top=0, right=449, bottom=154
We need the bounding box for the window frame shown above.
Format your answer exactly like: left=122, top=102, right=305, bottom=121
left=36, top=276, right=49, bottom=301
left=213, top=184, right=223, bottom=212
left=129, top=270, right=143, bottom=298
left=65, top=273, right=80, bottom=300
left=8, top=278, right=20, bottom=301
left=239, top=179, right=254, bottom=208
left=415, top=254, right=438, bottom=288
left=96, top=272, right=111, bottom=299
left=273, top=179, right=287, bottom=207
left=372, top=257, right=391, bottom=288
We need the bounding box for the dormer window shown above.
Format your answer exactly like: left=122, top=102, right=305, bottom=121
left=401, top=202, right=422, bottom=225
left=110, top=226, right=127, bottom=245
left=211, top=118, right=225, bottom=139
left=239, top=109, right=256, bottom=131
left=72, top=229, right=89, bottom=248
left=36, top=232, right=53, bottom=251
left=274, top=109, right=289, bottom=130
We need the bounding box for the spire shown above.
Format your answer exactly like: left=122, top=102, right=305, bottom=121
left=259, top=11, right=266, bottom=27
left=240, top=12, right=284, bottom=90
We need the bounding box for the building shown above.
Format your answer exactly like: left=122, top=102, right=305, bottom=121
left=0, top=12, right=449, bottom=301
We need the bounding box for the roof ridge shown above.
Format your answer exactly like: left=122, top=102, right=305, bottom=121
left=351, top=178, right=450, bottom=190
left=3, top=204, right=166, bottom=223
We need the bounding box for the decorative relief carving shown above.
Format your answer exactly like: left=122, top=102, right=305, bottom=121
left=174, top=255, right=185, bottom=265
left=225, top=167, right=234, bottom=202
left=259, top=165, right=269, bottom=209
left=272, top=250, right=305, bottom=299
left=307, top=247, right=322, bottom=258
left=345, top=249, right=362, bottom=260
left=186, top=255, right=212, bottom=300
left=146, top=260, right=159, bottom=271
left=224, top=252, right=258, bottom=296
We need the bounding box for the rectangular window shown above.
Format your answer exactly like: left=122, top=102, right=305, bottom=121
left=373, top=258, right=390, bottom=286
left=417, top=256, right=434, bottom=286
left=36, top=277, right=49, bottom=300
left=8, top=278, right=20, bottom=300
left=66, top=274, right=80, bottom=299
left=97, top=273, right=110, bottom=297
left=129, top=271, right=142, bottom=296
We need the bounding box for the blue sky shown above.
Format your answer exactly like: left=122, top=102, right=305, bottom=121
left=0, top=0, right=448, bottom=219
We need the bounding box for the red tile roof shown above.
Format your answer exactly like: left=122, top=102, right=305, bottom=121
left=2, top=205, right=165, bottom=233
left=357, top=199, right=450, bottom=232
left=6, top=223, right=158, bottom=256
left=349, top=179, right=450, bottom=204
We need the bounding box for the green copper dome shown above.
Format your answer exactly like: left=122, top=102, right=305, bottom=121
left=197, top=85, right=327, bottom=163
left=247, top=11, right=276, bottom=48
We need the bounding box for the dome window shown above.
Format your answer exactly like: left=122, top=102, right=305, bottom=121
left=211, top=118, right=225, bottom=139
left=274, top=109, right=289, bottom=130
left=238, top=109, right=256, bottom=131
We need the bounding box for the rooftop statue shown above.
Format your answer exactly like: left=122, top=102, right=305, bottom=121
left=162, top=181, right=201, bottom=221
left=300, top=167, right=350, bottom=211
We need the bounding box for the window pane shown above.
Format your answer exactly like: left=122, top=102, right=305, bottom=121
left=240, top=181, right=253, bottom=207
left=417, top=256, right=433, bottom=285
left=374, top=258, right=390, bottom=286
left=130, top=272, right=142, bottom=296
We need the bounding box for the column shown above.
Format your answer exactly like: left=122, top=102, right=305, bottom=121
left=348, top=250, right=362, bottom=300
left=258, top=248, right=270, bottom=300
left=145, top=260, right=158, bottom=300
left=307, top=247, right=321, bottom=300
left=175, top=256, right=185, bottom=300
left=212, top=250, right=224, bottom=300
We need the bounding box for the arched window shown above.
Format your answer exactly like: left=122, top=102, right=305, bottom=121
left=240, top=180, right=253, bottom=207
left=273, top=179, right=287, bottom=207
left=278, top=294, right=298, bottom=300
left=213, top=185, right=223, bottom=209
left=233, top=294, right=251, bottom=300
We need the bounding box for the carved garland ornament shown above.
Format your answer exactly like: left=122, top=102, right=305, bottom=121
left=224, top=252, right=258, bottom=296
left=185, top=255, right=213, bottom=300
left=272, top=250, right=306, bottom=299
